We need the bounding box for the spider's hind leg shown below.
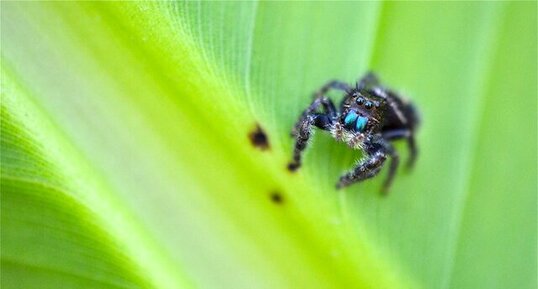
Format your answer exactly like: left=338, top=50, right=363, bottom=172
left=403, top=102, right=420, bottom=168
left=316, top=80, right=350, bottom=97
left=357, top=72, right=380, bottom=90
left=381, top=128, right=416, bottom=169
left=380, top=142, right=399, bottom=194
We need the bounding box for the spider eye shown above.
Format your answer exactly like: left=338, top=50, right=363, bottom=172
left=365, top=101, right=373, bottom=109
left=356, top=98, right=364, bottom=105
left=344, top=110, right=358, bottom=126
left=355, top=116, right=368, bottom=132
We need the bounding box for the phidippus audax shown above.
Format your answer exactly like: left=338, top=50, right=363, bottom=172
left=289, top=73, right=420, bottom=193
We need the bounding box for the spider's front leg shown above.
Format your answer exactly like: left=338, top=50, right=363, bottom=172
left=291, top=80, right=348, bottom=137
left=289, top=81, right=348, bottom=171
left=336, top=138, right=399, bottom=194
left=289, top=101, right=337, bottom=171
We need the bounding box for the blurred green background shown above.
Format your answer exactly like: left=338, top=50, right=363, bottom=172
left=1, top=2, right=536, bottom=289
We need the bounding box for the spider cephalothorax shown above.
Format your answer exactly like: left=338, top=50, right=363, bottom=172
left=289, top=73, right=420, bottom=193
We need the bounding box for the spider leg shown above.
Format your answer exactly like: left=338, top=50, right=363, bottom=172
left=336, top=138, right=399, bottom=194
left=289, top=81, right=349, bottom=171
left=381, top=129, right=418, bottom=169
left=406, top=134, right=418, bottom=168
left=356, top=72, right=380, bottom=90
left=380, top=142, right=399, bottom=194
left=289, top=113, right=333, bottom=171
left=402, top=102, right=420, bottom=168
left=316, top=80, right=351, bottom=98
left=292, top=80, right=349, bottom=137
left=382, top=129, right=410, bottom=141
left=336, top=148, right=387, bottom=190
left=291, top=96, right=337, bottom=137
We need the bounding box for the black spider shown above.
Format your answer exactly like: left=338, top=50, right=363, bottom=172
left=289, top=73, right=420, bottom=193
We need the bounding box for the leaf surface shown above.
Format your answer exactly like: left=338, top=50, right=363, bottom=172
left=1, top=2, right=536, bottom=289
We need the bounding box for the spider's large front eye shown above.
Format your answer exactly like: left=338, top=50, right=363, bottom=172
left=356, top=98, right=364, bottom=105
left=365, top=101, right=373, bottom=109
left=344, top=110, right=358, bottom=126
left=355, top=116, right=368, bottom=132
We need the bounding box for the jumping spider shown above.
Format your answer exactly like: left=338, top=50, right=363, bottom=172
left=289, top=73, right=420, bottom=193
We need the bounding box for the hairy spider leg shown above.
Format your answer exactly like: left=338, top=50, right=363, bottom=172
left=289, top=81, right=349, bottom=170
left=356, top=72, right=380, bottom=90
left=336, top=144, right=387, bottom=189
left=289, top=107, right=332, bottom=171
left=336, top=138, right=399, bottom=194
left=316, top=80, right=351, bottom=98
left=380, top=142, right=399, bottom=194
left=290, top=97, right=335, bottom=137
left=406, top=135, right=418, bottom=168
left=381, top=128, right=418, bottom=169
left=401, top=102, right=420, bottom=168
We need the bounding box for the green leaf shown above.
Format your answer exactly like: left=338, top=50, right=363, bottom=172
left=1, top=2, right=536, bottom=289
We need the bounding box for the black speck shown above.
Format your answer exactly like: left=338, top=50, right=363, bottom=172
left=270, top=191, right=284, bottom=205
left=249, top=123, right=270, bottom=150
left=287, top=162, right=300, bottom=172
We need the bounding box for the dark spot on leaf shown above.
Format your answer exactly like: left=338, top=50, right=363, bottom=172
left=249, top=123, right=270, bottom=150
left=287, top=162, right=300, bottom=172
left=269, top=191, right=284, bottom=205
